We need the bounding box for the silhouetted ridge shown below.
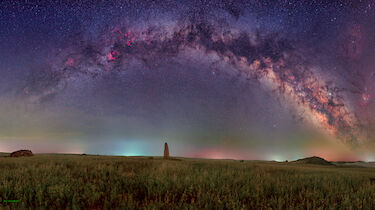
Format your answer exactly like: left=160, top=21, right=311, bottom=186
left=293, top=156, right=333, bottom=165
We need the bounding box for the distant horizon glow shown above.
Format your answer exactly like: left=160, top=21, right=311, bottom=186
left=0, top=140, right=372, bottom=162
left=0, top=134, right=372, bottom=161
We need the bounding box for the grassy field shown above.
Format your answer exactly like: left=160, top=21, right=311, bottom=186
left=0, top=154, right=375, bottom=209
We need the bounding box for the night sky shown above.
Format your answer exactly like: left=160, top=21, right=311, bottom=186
left=1, top=0, right=375, bottom=161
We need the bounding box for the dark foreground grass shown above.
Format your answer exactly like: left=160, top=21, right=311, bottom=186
left=0, top=155, right=375, bottom=209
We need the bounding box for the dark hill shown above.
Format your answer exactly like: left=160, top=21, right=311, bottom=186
left=292, top=156, right=333, bottom=166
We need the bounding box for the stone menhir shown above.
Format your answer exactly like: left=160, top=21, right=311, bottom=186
left=10, top=149, right=33, bottom=157
left=164, top=142, right=170, bottom=159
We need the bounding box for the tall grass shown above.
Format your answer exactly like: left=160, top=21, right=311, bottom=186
left=0, top=155, right=374, bottom=209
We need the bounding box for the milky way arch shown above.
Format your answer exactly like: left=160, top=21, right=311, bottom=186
left=24, top=17, right=368, bottom=147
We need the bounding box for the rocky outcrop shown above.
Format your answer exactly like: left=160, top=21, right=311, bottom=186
left=10, top=150, right=33, bottom=157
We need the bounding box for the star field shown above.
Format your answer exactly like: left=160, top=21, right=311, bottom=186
left=0, top=0, right=374, bottom=161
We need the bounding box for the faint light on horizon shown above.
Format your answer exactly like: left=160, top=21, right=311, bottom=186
left=268, top=155, right=285, bottom=162
left=363, top=155, right=375, bottom=162
left=186, top=148, right=260, bottom=160
left=117, top=142, right=146, bottom=156
left=113, top=139, right=162, bottom=156
left=203, top=151, right=228, bottom=159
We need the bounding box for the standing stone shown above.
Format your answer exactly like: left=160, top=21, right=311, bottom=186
left=164, top=142, right=170, bottom=159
